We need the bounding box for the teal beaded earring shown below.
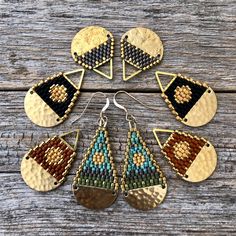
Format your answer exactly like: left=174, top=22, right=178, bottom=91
left=113, top=91, right=167, bottom=211
left=72, top=92, right=119, bottom=210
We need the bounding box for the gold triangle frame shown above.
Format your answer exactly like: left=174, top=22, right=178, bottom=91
left=153, top=128, right=174, bottom=149
left=93, top=58, right=113, bottom=80
left=64, top=68, right=85, bottom=90
left=60, top=129, right=80, bottom=150
left=155, top=71, right=177, bottom=92
left=122, top=60, right=142, bottom=81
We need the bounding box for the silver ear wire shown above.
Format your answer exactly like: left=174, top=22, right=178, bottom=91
left=72, top=92, right=109, bottom=127
left=113, top=90, right=159, bottom=129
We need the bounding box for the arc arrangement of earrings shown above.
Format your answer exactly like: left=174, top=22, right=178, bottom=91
left=21, top=26, right=218, bottom=211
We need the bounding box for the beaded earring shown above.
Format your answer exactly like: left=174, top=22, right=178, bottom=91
left=155, top=71, right=217, bottom=127
left=153, top=129, right=217, bottom=182
left=21, top=129, right=79, bottom=192
left=72, top=93, right=119, bottom=210
left=121, top=27, right=163, bottom=81
left=25, top=68, right=85, bottom=127
left=71, top=26, right=114, bottom=80
left=113, top=91, right=167, bottom=211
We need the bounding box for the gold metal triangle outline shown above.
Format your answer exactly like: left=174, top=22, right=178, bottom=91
left=153, top=128, right=174, bottom=149
left=93, top=58, right=113, bottom=80
left=122, top=60, right=142, bottom=81
left=155, top=71, right=177, bottom=92
left=64, top=68, right=85, bottom=90
left=60, top=129, right=80, bottom=150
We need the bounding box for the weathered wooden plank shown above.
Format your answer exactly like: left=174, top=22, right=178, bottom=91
left=0, top=173, right=235, bottom=235
left=0, top=92, right=235, bottom=178
left=0, top=0, right=235, bottom=91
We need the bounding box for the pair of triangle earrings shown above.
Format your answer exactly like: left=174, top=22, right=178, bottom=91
left=24, top=26, right=217, bottom=128
left=21, top=91, right=217, bottom=211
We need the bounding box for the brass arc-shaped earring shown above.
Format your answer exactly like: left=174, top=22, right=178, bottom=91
left=72, top=92, right=119, bottom=210
left=113, top=91, right=167, bottom=211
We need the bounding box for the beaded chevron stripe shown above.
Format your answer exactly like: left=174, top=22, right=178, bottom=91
left=122, top=128, right=166, bottom=193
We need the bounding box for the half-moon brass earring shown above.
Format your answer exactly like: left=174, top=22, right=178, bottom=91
left=113, top=91, right=167, bottom=211
left=71, top=26, right=114, bottom=80
left=153, top=128, right=217, bottom=182
left=24, top=69, right=85, bottom=127
left=72, top=93, right=119, bottom=210
left=120, top=27, right=164, bottom=81
left=155, top=71, right=218, bottom=127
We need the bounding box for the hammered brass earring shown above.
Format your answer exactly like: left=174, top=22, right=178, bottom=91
left=72, top=93, right=119, bottom=210
left=153, top=128, right=217, bottom=183
left=24, top=26, right=114, bottom=128
left=113, top=91, right=168, bottom=211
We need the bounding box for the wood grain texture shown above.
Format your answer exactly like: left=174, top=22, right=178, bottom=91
left=0, top=0, right=235, bottom=235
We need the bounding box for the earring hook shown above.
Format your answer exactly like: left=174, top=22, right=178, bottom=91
left=72, top=92, right=109, bottom=127
left=113, top=90, right=159, bottom=129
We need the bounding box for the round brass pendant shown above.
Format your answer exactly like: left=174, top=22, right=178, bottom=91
left=73, top=186, right=118, bottom=210
left=124, top=184, right=167, bottom=211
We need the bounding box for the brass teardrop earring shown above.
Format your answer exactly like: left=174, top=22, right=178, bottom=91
left=21, top=129, right=80, bottom=192
left=72, top=92, right=118, bottom=210
left=71, top=26, right=114, bottom=80
left=113, top=91, right=167, bottom=211
left=153, top=128, right=217, bottom=182
left=155, top=71, right=217, bottom=127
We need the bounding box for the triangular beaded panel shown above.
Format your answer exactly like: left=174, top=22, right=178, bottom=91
left=122, top=128, right=166, bottom=192
left=121, top=38, right=161, bottom=70
left=73, top=127, right=118, bottom=191
left=162, top=131, right=206, bottom=177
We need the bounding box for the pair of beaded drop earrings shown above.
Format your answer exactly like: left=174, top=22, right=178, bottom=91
left=21, top=26, right=218, bottom=211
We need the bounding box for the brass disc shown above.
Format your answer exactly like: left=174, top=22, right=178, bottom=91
left=121, top=27, right=164, bottom=59
left=24, top=89, right=62, bottom=127
left=73, top=186, right=118, bottom=210
left=124, top=184, right=167, bottom=211
left=21, top=155, right=60, bottom=192
left=183, top=142, right=217, bottom=182
left=183, top=88, right=217, bottom=127
left=71, top=26, right=113, bottom=60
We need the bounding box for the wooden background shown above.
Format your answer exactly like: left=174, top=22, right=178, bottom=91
left=0, top=0, right=235, bottom=235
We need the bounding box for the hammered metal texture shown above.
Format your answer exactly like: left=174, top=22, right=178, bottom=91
left=21, top=156, right=59, bottom=192
left=71, top=26, right=112, bottom=58
left=183, top=88, right=217, bottom=127
left=125, top=185, right=167, bottom=211
left=121, top=27, right=163, bottom=58
left=74, top=186, right=118, bottom=210
left=183, top=143, right=217, bottom=182
left=24, top=90, right=62, bottom=127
